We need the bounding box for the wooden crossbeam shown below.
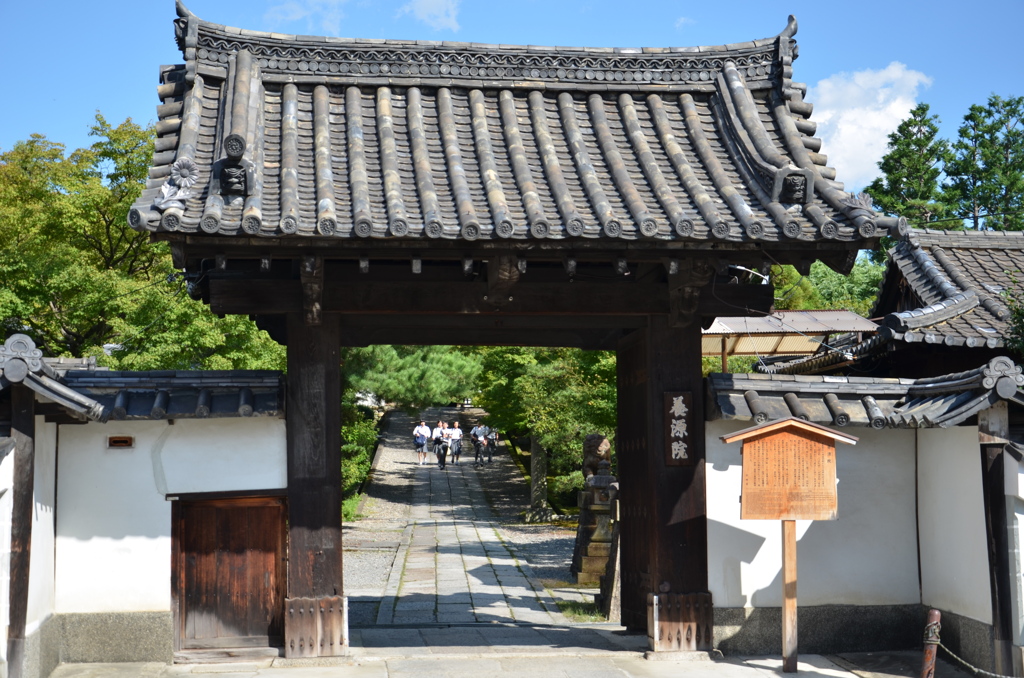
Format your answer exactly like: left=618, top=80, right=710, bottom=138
left=209, top=279, right=772, bottom=318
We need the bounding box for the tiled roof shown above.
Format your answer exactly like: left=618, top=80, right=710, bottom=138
left=0, top=334, right=282, bottom=422
left=63, top=369, right=283, bottom=420
left=880, top=229, right=1016, bottom=348
left=0, top=335, right=108, bottom=422
left=709, top=356, right=1024, bottom=429
left=760, top=228, right=1022, bottom=375
left=127, top=3, right=893, bottom=249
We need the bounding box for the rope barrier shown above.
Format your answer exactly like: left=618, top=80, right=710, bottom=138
left=922, top=612, right=1016, bottom=678
left=936, top=641, right=1016, bottom=678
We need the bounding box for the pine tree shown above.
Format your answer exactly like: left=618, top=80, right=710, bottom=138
left=865, top=103, right=950, bottom=226
left=945, top=95, right=1024, bottom=230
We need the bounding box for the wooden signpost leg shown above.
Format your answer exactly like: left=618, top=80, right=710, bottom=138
left=782, top=519, right=798, bottom=673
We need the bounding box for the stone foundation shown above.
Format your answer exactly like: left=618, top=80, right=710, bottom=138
left=714, top=604, right=926, bottom=655
left=9, top=612, right=172, bottom=678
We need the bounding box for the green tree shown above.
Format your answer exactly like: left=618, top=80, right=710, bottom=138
left=865, top=103, right=950, bottom=226
left=769, top=259, right=883, bottom=316
left=344, top=344, right=481, bottom=412
left=769, top=265, right=823, bottom=311
left=0, top=117, right=285, bottom=369
left=807, top=259, right=885, bottom=317
left=945, top=95, right=1024, bottom=230
left=474, top=347, right=617, bottom=479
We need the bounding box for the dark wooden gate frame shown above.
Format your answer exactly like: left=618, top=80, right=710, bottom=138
left=162, top=240, right=784, bottom=652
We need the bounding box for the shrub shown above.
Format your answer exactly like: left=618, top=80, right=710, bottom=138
left=340, top=418, right=379, bottom=499
left=548, top=471, right=585, bottom=510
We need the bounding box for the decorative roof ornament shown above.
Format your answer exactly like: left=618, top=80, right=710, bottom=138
left=0, top=334, right=109, bottom=422
left=842, top=193, right=874, bottom=211
left=0, top=334, right=45, bottom=383
left=127, top=6, right=892, bottom=261
left=152, top=157, right=198, bottom=212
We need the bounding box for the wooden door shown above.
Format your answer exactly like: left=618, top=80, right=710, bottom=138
left=173, top=496, right=287, bottom=650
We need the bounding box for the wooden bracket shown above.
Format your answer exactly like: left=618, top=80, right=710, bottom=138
left=668, top=259, right=714, bottom=327
left=486, top=254, right=520, bottom=305
left=300, top=256, right=324, bottom=326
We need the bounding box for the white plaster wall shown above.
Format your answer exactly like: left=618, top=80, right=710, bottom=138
left=55, top=417, right=286, bottom=614
left=918, top=426, right=992, bottom=624
left=26, top=420, right=57, bottom=634
left=707, top=420, right=920, bottom=608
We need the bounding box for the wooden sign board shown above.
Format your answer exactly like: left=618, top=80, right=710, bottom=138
left=723, top=417, right=857, bottom=521
left=722, top=417, right=856, bottom=672
left=741, top=430, right=837, bottom=520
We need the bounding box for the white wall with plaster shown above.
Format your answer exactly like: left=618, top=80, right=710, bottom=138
left=26, top=420, right=57, bottom=634
left=55, top=417, right=286, bottom=614
left=918, top=426, right=991, bottom=624
left=706, top=420, right=920, bottom=608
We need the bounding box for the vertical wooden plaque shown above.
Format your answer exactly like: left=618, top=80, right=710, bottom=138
left=664, top=391, right=694, bottom=466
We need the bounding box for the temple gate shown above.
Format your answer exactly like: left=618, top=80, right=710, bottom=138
left=128, top=2, right=888, bottom=656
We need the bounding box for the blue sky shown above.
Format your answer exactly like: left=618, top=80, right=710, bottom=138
left=1, top=0, right=1021, bottom=192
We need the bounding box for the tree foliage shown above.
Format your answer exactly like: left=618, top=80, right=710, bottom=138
left=866, top=95, right=1024, bottom=232
left=865, top=103, right=950, bottom=226
left=473, top=347, right=617, bottom=477
left=944, top=95, right=1024, bottom=231
left=0, top=116, right=285, bottom=369
left=770, top=259, right=884, bottom=315
left=343, top=344, right=482, bottom=413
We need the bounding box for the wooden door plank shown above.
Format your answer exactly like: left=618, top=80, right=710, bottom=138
left=190, top=505, right=220, bottom=644
left=217, top=505, right=249, bottom=640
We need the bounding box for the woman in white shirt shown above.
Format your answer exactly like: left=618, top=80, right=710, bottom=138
left=412, top=421, right=431, bottom=465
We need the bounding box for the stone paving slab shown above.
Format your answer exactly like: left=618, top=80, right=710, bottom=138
left=46, top=655, right=865, bottom=678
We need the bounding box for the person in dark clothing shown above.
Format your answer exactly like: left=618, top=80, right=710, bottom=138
left=432, top=420, right=449, bottom=469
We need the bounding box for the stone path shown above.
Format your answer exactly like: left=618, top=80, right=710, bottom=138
left=346, top=407, right=570, bottom=628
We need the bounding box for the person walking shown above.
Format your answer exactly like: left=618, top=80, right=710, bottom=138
left=432, top=420, right=449, bottom=469
left=470, top=422, right=489, bottom=465
left=412, top=420, right=431, bottom=465
left=449, top=421, right=463, bottom=465
left=484, top=426, right=498, bottom=463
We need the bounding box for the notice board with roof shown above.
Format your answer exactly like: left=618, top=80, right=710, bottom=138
left=723, top=417, right=857, bottom=520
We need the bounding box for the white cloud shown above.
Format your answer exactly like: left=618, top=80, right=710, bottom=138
left=806, top=62, right=931, bottom=192
left=397, top=0, right=460, bottom=31
left=264, top=0, right=349, bottom=36
left=674, top=17, right=694, bottom=29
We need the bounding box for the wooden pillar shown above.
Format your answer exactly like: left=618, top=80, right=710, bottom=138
left=7, top=384, right=35, bottom=678
left=616, top=315, right=709, bottom=635
left=978, top=402, right=1015, bottom=676
left=782, top=519, right=798, bottom=672
left=284, top=313, right=346, bottom=657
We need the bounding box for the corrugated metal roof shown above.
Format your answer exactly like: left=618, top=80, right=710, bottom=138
left=702, top=310, right=876, bottom=356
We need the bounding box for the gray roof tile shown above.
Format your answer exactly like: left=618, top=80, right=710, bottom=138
left=129, top=7, right=883, bottom=249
